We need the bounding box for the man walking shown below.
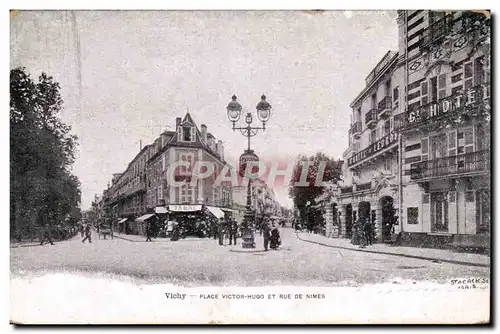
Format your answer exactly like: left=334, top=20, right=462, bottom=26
left=218, top=218, right=225, bottom=246
left=82, top=224, right=92, bottom=243
left=40, top=223, right=54, bottom=246
left=228, top=220, right=238, bottom=246
left=145, top=221, right=153, bottom=242
left=262, top=219, right=271, bottom=251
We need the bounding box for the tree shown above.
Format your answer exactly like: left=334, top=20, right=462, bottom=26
left=10, top=67, right=81, bottom=240
left=288, top=152, right=342, bottom=229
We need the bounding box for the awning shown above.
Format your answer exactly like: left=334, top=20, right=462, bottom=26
left=168, top=205, right=203, bottom=212
left=221, top=208, right=235, bottom=212
left=205, top=206, right=225, bottom=219
left=118, top=218, right=128, bottom=224
left=155, top=206, right=168, bottom=214
left=135, top=214, right=155, bottom=222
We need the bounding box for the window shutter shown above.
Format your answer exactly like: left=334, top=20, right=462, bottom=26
left=448, top=130, right=457, bottom=156
left=177, top=126, right=182, bottom=141
left=464, top=62, right=473, bottom=90
left=191, top=127, right=196, bottom=142
left=421, top=81, right=429, bottom=105
left=421, top=137, right=429, bottom=161
left=438, top=74, right=447, bottom=100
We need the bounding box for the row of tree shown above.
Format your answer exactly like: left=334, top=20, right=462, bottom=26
left=288, top=152, right=343, bottom=231
left=10, top=67, right=82, bottom=241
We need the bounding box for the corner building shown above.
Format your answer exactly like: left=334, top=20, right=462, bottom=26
left=394, top=10, right=491, bottom=248
left=338, top=50, right=404, bottom=243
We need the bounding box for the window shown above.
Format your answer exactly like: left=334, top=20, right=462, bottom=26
left=384, top=158, right=392, bottom=172
left=393, top=87, right=399, bottom=102
left=370, top=129, right=377, bottom=144
left=430, top=76, right=438, bottom=102
left=179, top=152, right=195, bottom=175
left=474, top=56, right=485, bottom=86
left=371, top=93, right=377, bottom=109
left=182, top=126, right=195, bottom=142
left=420, top=81, right=428, bottom=105
left=385, top=80, right=391, bottom=96
left=180, top=183, right=194, bottom=204
left=421, top=137, right=429, bottom=161
left=438, top=74, right=447, bottom=99
left=384, top=120, right=391, bottom=136
left=407, top=207, right=419, bottom=224
left=463, top=62, right=473, bottom=90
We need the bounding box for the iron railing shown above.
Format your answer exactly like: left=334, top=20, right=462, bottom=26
left=377, top=96, right=392, bottom=113
left=356, top=182, right=372, bottom=191
left=409, top=150, right=489, bottom=180
left=350, top=121, right=362, bottom=135
left=340, top=186, right=353, bottom=194
left=365, top=109, right=378, bottom=125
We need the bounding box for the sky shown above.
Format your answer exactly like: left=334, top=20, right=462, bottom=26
left=10, top=10, right=398, bottom=210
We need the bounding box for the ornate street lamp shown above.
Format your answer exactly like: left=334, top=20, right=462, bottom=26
left=226, top=94, right=272, bottom=248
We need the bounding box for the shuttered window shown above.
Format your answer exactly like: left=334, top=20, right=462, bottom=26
left=421, top=81, right=429, bottom=105
left=438, top=74, right=447, bottom=100
left=463, top=62, right=473, bottom=90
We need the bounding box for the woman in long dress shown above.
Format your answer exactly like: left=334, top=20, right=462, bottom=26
left=269, top=222, right=281, bottom=250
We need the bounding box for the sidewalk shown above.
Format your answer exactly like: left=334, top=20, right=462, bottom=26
left=296, top=231, right=490, bottom=268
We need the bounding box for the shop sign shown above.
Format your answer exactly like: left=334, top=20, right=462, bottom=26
left=168, top=205, right=202, bottom=212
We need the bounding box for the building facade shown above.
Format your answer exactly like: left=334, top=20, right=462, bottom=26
left=327, top=10, right=490, bottom=249
left=335, top=50, right=404, bottom=243
left=100, top=112, right=233, bottom=234
left=394, top=10, right=491, bottom=247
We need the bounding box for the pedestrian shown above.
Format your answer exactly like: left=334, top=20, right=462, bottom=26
left=262, top=219, right=271, bottom=251
left=228, top=220, right=238, bottom=246
left=365, top=220, right=374, bottom=246
left=218, top=218, right=225, bottom=246
left=357, top=217, right=367, bottom=249
left=40, top=223, right=55, bottom=246
left=82, top=224, right=92, bottom=243
left=79, top=224, right=84, bottom=238
left=146, top=221, right=153, bottom=242
left=270, top=222, right=281, bottom=250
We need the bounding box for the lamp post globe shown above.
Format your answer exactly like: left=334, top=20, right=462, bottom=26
left=227, top=95, right=242, bottom=122
left=256, top=94, right=272, bottom=123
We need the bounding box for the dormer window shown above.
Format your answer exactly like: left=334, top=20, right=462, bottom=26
left=179, top=126, right=196, bottom=142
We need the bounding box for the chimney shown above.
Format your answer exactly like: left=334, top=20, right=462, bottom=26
left=201, top=124, right=207, bottom=142
left=217, top=140, right=224, bottom=160
left=176, top=117, right=181, bottom=128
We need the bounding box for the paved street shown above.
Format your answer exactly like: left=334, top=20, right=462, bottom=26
left=10, top=228, right=489, bottom=286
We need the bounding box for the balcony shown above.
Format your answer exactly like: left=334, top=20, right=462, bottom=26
left=356, top=182, right=372, bottom=191
left=340, top=186, right=353, bottom=194
left=420, top=14, right=454, bottom=51
left=409, top=150, right=489, bottom=181
left=394, top=84, right=489, bottom=132
left=350, top=121, right=362, bottom=138
left=377, top=96, right=392, bottom=119
left=347, top=132, right=399, bottom=167
left=365, top=109, right=378, bottom=128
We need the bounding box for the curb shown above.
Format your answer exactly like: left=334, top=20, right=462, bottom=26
left=295, top=233, right=490, bottom=268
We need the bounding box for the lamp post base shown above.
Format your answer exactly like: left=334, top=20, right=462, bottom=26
left=241, top=207, right=256, bottom=249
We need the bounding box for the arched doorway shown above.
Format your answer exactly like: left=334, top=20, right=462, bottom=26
left=345, top=204, right=353, bottom=238
left=358, top=201, right=371, bottom=221
left=380, top=196, right=395, bottom=242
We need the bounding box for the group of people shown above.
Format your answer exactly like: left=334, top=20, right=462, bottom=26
left=260, top=219, right=281, bottom=251
left=214, top=218, right=239, bottom=246
left=351, top=216, right=375, bottom=249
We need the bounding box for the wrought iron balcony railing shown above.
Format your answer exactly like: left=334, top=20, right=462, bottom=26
left=365, top=109, right=378, bottom=127
left=420, top=14, right=455, bottom=50
left=340, top=186, right=353, bottom=194
left=356, top=182, right=372, bottom=191
left=377, top=96, right=392, bottom=118
left=350, top=121, right=362, bottom=137
left=347, top=132, right=399, bottom=167
left=409, top=150, right=489, bottom=180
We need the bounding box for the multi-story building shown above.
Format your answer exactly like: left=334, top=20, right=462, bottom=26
left=144, top=113, right=232, bottom=208
left=232, top=178, right=282, bottom=224
left=99, top=112, right=234, bottom=234
left=335, top=50, right=403, bottom=242
left=330, top=10, right=490, bottom=250
left=394, top=10, right=490, bottom=248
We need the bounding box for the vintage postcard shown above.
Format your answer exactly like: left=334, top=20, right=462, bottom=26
left=9, top=9, right=491, bottom=324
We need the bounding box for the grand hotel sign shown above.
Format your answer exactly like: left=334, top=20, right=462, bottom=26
left=348, top=132, right=399, bottom=167
left=405, top=84, right=489, bottom=128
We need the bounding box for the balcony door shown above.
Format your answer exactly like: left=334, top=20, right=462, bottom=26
left=431, top=192, right=449, bottom=233
left=430, top=133, right=448, bottom=176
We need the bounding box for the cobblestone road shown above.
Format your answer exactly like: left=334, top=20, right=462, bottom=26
left=10, top=228, right=489, bottom=286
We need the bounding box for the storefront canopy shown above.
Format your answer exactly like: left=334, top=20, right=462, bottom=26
left=135, top=214, right=155, bottom=222
left=221, top=208, right=235, bottom=213
left=168, top=205, right=203, bottom=212
left=118, top=218, right=128, bottom=224
left=205, top=206, right=225, bottom=219
left=155, top=206, right=168, bottom=214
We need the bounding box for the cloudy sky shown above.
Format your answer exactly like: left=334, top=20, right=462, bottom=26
left=10, top=10, right=398, bottom=209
